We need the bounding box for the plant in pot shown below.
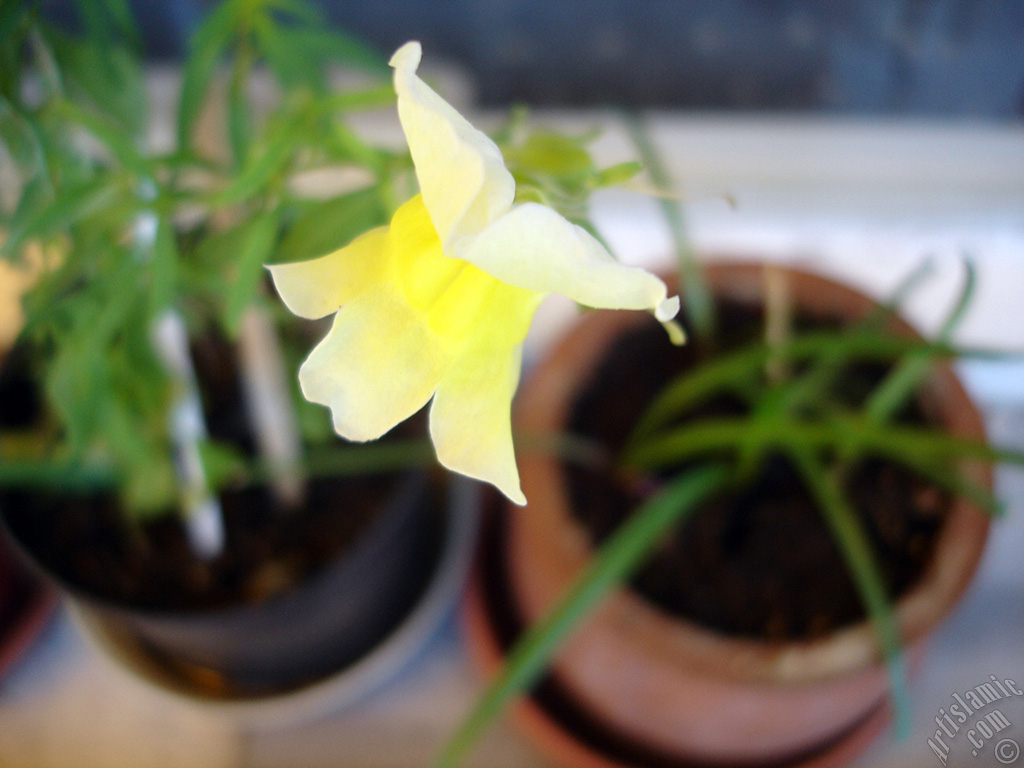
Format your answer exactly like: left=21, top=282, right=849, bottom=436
left=439, top=170, right=1024, bottom=765
left=0, top=0, right=485, bottom=716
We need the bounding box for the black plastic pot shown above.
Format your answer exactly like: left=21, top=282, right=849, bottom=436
left=0, top=470, right=444, bottom=698
left=0, top=331, right=456, bottom=701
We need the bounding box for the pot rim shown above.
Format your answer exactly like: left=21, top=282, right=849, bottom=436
left=511, top=259, right=992, bottom=684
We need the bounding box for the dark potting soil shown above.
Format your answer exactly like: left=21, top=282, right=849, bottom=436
left=565, top=299, right=950, bottom=642
left=0, top=475, right=391, bottom=611
left=0, top=331, right=414, bottom=612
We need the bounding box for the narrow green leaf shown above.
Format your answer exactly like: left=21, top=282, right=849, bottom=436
left=0, top=458, right=117, bottom=491
left=214, top=120, right=299, bottom=203
left=791, top=449, right=910, bottom=738
left=4, top=174, right=51, bottom=257
left=846, top=417, right=1024, bottom=467
left=53, top=100, right=149, bottom=175
left=223, top=209, right=280, bottom=335
left=93, top=0, right=141, bottom=47
left=273, top=25, right=386, bottom=74
left=72, top=0, right=115, bottom=45
left=314, top=85, right=396, bottom=117
left=625, top=412, right=1024, bottom=472
left=628, top=331, right=970, bottom=445
left=151, top=215, right=179, bottom=315
left=27, top=25, right=65, bottom=99
left=0, top=2, right=27, bottom=49
left=289, top=438, right=435, bottom=480
left=177, top=0, right=241, bottom=151
left=2, top=178, right=116, bottom=257
left=48, top=31, right=146, bottom=135
left=192, top=219, right=249, bottom=270
left=593, top=160, right=643, bottom=188
left=199, top=438, right=249, bottom=490
left=325, top=119, right=389, bottom=171
left=886, top=452, right=1004, bottom=516
left=504, top=131, right=594, bottom=178
left=0, top=97, right=42, bottom=172
left=434, top=465, right=730, bottom=768
left=623, top=111, right=715, bottom=341
left=866, top=261, right=976, bottom=423
left=758, top=260, right=947, bottom=422
left=227, top=46, right=253, bottom=167
left=277, top=187, right=385, bottom=262
left=102, top=396, right=176, bottom=513
left=254, top=10, right=323, bottom=91
left=263, top=0, right=325, bottom=25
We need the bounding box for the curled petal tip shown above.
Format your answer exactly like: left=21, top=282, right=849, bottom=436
left=507, top=487, right=527, bottom=507
left=655, top=295, right=680, bottom=322
left=389, top=41, right=422, bottom=70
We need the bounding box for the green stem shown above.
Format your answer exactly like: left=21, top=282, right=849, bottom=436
left=622, top=112, right=715, bottom=342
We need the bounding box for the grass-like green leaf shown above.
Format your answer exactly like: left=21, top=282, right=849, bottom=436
left=434, top=464, right=731, bottom=768
left=0, top=458, right=117, bottom=491
left=866, top=261, right=976, bottom=423
left=791, top=448, right=910, bottom=738
left=53, top=99, right=150, bottom=176
left=593, top=160, right=643, bottom=188
left=150, top=215, right=179, bottom=315
left=214, top=118, right=299, bottom=203
left=262, top=0, right=326, bottom=26
left=90, top=0, right=141, bottom=47
left=623, top=112, right=715, bottom=341
left=48, top=30, right=146, bottom=136
left=0, top=96, right=43, bottom=174
left=1, top=177, right=117, bottom=257
left=223, top=209, right=280, bottom=335
left=627, top=331, right=976, bottom=446
left=625, top=412, right=1024, bottom=473
left=295, top=438, right=436, bottom=478
left=277, top=187, right=385, bottom=262
left=177, top=0, right=241, bottom=152
left=274, top=25, right=386, bottom=75
left=227, top=41, right=254, bottom=167
left=884, top=451, right=1004, bottom=516
left=0, top=2, right=27, bottom=58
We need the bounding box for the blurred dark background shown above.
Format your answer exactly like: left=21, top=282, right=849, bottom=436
left=42, top=0, right=1024, bottom=116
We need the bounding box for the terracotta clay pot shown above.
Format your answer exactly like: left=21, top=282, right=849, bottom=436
left=490, top=262, right=991, bottom=766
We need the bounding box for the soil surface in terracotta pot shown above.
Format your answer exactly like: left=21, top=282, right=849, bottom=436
left=0, top=333, right=442, bottom=695
left=566, top=297, right=951, bottom=641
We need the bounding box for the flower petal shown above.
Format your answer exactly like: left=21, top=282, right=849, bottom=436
left=431, top=341, right=527, bottom=505
left=455, top=202, right=678, bottom=318
left=267, top=227, right=389, bottom=320
left=429, top=275, right=540, bottom=505
left=299, top=286, right=449, bottom=441
left=390, top=41, right=514, bottom=250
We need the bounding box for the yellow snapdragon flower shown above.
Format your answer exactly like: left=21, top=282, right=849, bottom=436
left=269, top=41, right=678, bottom=505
